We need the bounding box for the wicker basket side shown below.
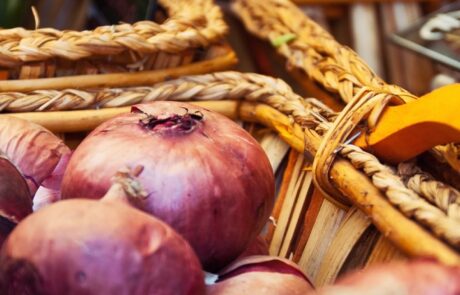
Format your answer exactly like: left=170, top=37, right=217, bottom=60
left=0, top=0, right=230, bottom=80
left=232, top=0, right=460, bottom=174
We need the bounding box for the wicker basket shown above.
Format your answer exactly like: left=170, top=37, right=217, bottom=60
left=0, top=0, right=237, bottom=88
left=1, top=0, right=460, bottom=288
left=231, top=0, right=460, bottom=283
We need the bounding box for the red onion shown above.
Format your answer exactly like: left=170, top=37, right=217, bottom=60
left=237, top=236, right=269, bottom=259
left=61, top=101, right=275, bottom=271
left=0, top=117, right=71, bottom=210
left=316, top=259, right=460, bottom=295
left=0, top=169, right=205, bottom=295
left=206, top=255, right=314, bottom=295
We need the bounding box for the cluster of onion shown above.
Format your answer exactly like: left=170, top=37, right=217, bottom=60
left=0, top=102, right=312, bottom=294
left=0, top=102, right=459, bottom=295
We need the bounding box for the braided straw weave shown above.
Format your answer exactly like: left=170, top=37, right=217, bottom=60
left=1, top=71, right=459, bottom=247
left=232, top=0, right=460, bottom=172
left=0, top=0, right=227, bottom=68
left=0, top=71, right=336, bottom=128
left=232, top=0, right=413, bottom=103
left=398, top=162, right=460, bottom=222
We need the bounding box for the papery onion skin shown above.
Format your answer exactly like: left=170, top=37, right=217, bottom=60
left=0, top=199, right=205, bottom=295
left=61, top=101, right=275, bottom=271
left=0, top=117, right=71, bottom=209
left=206, top=255, right=314, bottom=295
left=316, top=259, right=460, bottom=295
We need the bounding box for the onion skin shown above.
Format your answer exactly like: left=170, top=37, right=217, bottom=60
left=0, top=199, right=205, bottom=295
left=61, top=101, right=275, bottom=271
left=0, top=117, right=71, bottom=209
left=206, top=255, right=314, bottom=295
left=316, top=259, right=460, bottom=295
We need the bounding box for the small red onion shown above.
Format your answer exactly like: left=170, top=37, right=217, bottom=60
left=0, top=169, right=205, bottom=295
left=206, top=255, right=314, bottom=295
left=62, top=101, right=275, bottom=271
left=316, top=259, right=460, bottom=295
left=0, top=117, right=71, bottom=209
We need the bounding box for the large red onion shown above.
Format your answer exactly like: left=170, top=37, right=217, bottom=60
left=0, top=169, right=204, bottom=295
left=237, top=236, right=269, bottom=259
left=316, top=259, right=460, bottom=295
left=206, top=255, right=314, bottom=295
left=61, top=101, right=275, bottom=271
left=0, top=116, right=71, bottom=210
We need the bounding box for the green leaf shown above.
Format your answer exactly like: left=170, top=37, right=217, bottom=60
left=271, top=33, right=297, bottom=48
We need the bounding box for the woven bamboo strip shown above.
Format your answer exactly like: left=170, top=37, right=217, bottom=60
left=314, top=208, right=372, bottom=286
left=279, top=170, right=313, bottom=258
left=259, top=132, right=290, bottom=172
left=292, top=189, right=325, bottom=262
left=265, top=150, right=300, bottom=244
left=365, top=235, right=407, bottom=267
left=0, top=0, right=227, bottom=67
left=298, top=199, right=347, bottom=281
left=270, top=154, right=305, bottom=255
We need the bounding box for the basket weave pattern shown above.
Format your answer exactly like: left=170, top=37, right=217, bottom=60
left=0, top=0, right=228, bottom=78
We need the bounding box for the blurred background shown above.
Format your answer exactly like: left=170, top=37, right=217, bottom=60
left=1, top=0, right=458, bottom=95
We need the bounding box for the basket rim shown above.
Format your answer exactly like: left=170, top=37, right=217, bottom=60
left=0, top=0, right=228, bottom=68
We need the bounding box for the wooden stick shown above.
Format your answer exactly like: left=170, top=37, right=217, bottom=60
left=6, top=101, right=238, bottom=133
left=9, top=101, right=460, bottom=265
left=0, top=50, right=237, bottom=92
